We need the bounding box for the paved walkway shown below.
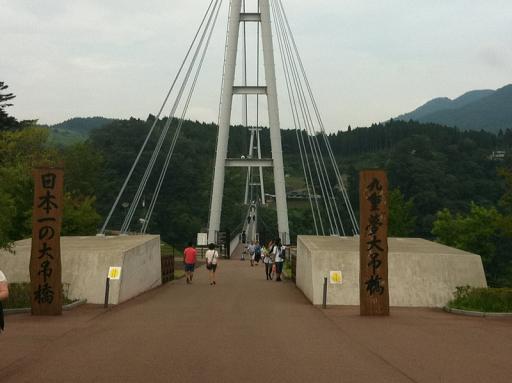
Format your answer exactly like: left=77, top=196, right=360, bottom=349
left=1, top=253, right=511, bottom=382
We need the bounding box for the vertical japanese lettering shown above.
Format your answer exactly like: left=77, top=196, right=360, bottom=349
left=30, top=168, right=64, bottom=316
left=359, top=171, right=390, bottom=316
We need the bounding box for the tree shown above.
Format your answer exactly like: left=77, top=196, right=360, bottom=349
left=0, top=81, right=15, bottom=109
left=388, top=188, right=416, bottom=237
left=431, top=203, right=510, bottom=286
left=0, top=81, right=19, bottom=131
left=62, top=142, right=104, bottom=197
left=62, top=195, right=102, bottom=236
left=0, top=189, right=16, bottom=250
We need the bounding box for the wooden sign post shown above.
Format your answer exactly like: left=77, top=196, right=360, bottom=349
left=359, top=170, right=390, bottom=316
left=30, top=167, right=64, bottom=316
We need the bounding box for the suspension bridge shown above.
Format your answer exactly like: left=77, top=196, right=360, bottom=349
left=98, top=0, right=358, bottom=244
left=1, top=2, right=506, bottom=382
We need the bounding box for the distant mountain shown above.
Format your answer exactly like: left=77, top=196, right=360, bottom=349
left=48, top=117, right=115, bottom=146
left=395, top=85, right=512, bottom=133
left=51, top=117, right=114, bottom=135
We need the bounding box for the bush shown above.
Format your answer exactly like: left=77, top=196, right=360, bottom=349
left=448, top=286, right=512, bottom=313
left=3, top=283, right=75, bottom=309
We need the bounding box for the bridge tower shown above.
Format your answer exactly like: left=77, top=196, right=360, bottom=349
left=208, top=0, right=289, bottom=243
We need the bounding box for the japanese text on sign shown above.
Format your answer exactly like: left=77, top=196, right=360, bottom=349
left=30, top=168, right=64, bottom=315
left=359, top=170, right=389, bottom=316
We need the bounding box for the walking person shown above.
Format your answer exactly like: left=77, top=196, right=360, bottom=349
left=262, top=244, right=273, bottom=280
left=241, top=231, right=247, bottom=260
left=183, top=241, right=197, bottom=284
left=205, top=243, right=219, bottom=286
left=254, top=242, right=262, bottom=265
left=0, top=269, right=9, bottom=332
left=272, top=238, right=286, bottom=282
left=248, top=241, right=256, bottom=266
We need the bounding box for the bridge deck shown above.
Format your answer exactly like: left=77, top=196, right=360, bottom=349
left=1, top=254, right=511, bottom=382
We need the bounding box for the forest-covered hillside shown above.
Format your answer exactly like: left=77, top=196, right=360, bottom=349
left=396, top=84, right=512, bottom=133
left=1, top=80, right=511, bottom=286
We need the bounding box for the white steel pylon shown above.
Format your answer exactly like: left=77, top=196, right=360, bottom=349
left=241, top=7, right=265, bottom=207
left=208, top=0, right=289, bottom=243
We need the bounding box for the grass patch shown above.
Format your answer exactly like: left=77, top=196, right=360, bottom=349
left=3, top=283, right=75, bottom=310
left=161, top=242, right=183, bottom=258
left=448, top=286, right=512, bottom=313
left=283, top=260, right=292, bottom=278
left=174, top=270, right=185, bottom=279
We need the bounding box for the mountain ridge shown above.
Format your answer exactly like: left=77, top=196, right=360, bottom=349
left=396, top=85, right=512, bottom=133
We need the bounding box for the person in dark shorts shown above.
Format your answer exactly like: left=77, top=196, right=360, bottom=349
left=254, top=242, right=262, bottom=265
left=0, top=270, right=8, bottom=332
left=183, top=242, right=197, bottom=284
left=272, top=238, right=286, bottom=282
left=205, top=243, right=219, bottom=286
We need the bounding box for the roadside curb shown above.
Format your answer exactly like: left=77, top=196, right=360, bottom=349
left=4, top=299, right=87, bottom=316
left=443, top=306, right=512, bottom=318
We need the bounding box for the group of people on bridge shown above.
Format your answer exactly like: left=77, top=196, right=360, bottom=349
left=183, top=242, right=219, bottom=286
left=242, top=238, right=286, bottom=282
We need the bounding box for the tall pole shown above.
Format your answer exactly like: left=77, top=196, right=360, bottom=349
left=208, top=0, right=242, bottom=243
left=208, top=0, right=289, bottom=244
left=260, top=0, right=289, bottom=242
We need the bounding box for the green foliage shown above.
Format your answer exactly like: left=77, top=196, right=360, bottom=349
left=0, top=189, right=16, bottom=250
left=161, top=242, right=183, bottom=258
left=0, top=127, right=57, bottom=248
left=51, top=117, right=115, bottom=136
left=432, top=203, right=500, bottom=261
left=0, top=81, right=15, bottom=109
left=3, top=283, right=32, bottom=309
left=62, top=142, right=104, bottom=197
left=3, top=283, right=75, bottom=309
left=497, top=167, right=512, bottom=215
left=432, top=203, right=512, bottom=287
left=62, top=195, right=102, bottom=236
left=388, top=188, right=416, bottom=237
left=396, top=85, right=512, bottom=134
left=0, top=125, right=103, bottom=248
left=0, top=81, right=18, bottom=131
left=448, top=286, right=512, bottom=313
left=48, top=117, right=115, bottom=146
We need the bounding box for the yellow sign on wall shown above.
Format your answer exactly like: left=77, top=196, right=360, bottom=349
left=330, top=271, right=343, bottom=284
left=108, top=267, right=122, bottom=280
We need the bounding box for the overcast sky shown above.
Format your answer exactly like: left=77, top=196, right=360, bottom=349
left=1, top=0, right=511, bottom=132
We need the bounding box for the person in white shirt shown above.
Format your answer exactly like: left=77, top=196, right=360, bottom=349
left=272, top=238, right=286, bottom=282
left=0, top=270, right=8, bottom=301
left=248, top=242, right=256, bottom=266
left=205, top=243, right=219, bottom=286
left=262, top=242, right=274, bottom=280
left=0, top=270, right=8, bottom=332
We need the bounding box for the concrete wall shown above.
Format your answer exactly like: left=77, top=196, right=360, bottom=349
left=0, top=235, right=161, bottom=304
left=296, top=236, right=487, bottom=307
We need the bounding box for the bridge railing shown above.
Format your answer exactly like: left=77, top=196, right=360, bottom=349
left=229, top=232, right=241, bottom=258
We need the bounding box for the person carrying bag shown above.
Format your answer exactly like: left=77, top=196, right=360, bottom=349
left=205, top=243, right=219, bottom=286
left=272, top=238, right=286, bottom=282
left=0, top=270, right=9, bottom=332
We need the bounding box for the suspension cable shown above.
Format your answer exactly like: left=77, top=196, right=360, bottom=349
left=142, top=0, right=224, bottom=233
left=271, top=1, right=320, bottom=235
left=122, top=0, right=221, bottom=233
left=276, top=0, right=358, bottom=235
left=273, top=0, right=353, bottom=235
left=272, top=0, right=338, bottom=234
left=99, top=0, right=217, bottom=234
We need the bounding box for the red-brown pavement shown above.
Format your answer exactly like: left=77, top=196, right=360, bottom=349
left=1, top=252, right=511, bottom=383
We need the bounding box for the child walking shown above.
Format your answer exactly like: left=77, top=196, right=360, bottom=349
left=205, top=243, right=219, bottom=286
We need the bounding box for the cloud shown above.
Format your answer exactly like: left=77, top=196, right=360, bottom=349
left=1, top=0, right=512, bottom=130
